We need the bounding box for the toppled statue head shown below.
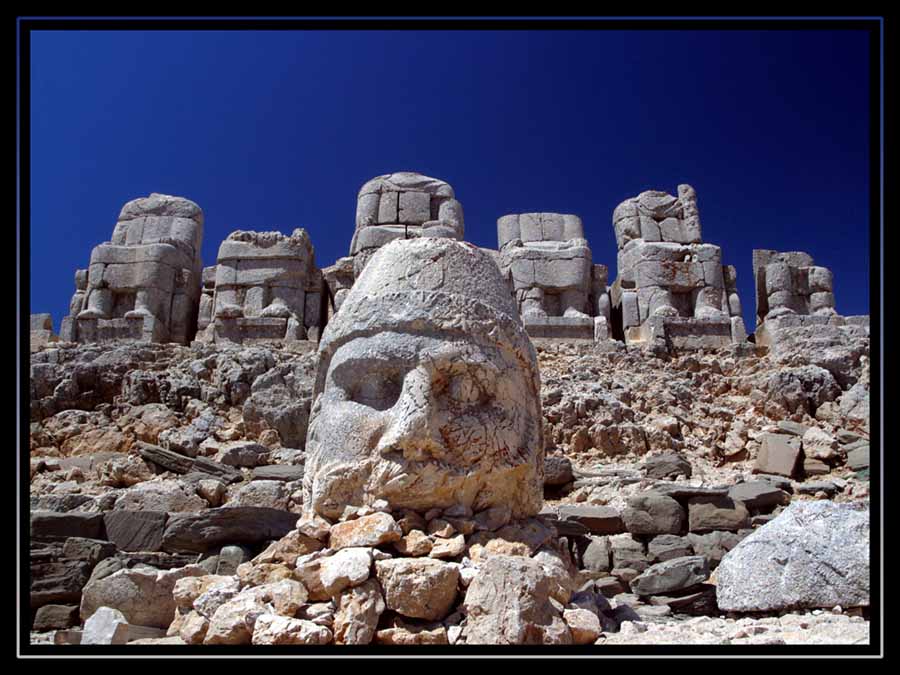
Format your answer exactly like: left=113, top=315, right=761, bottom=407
left=303, top=238, right=544, bottom=520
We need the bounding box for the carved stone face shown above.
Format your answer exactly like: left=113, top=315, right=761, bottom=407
left=304, top=330, right=542, bottom=520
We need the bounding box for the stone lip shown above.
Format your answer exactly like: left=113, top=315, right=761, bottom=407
left=716, top=500, right=870, bottom=613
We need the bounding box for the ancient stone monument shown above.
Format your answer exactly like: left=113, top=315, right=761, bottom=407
left=59, top=194, right=204, bottom=345
left=30, top=314, right=58, bottom=352
left=752, top=249, right=868, bottom=349
left=303, top=237, right=544, bottom=521
left=496, top=213, right=611, bottom=341
left=323, top=172, right=465, bottom=316
left=609, top=185, right=746, bottom=350
left=195, top=229, right=326, bottom=344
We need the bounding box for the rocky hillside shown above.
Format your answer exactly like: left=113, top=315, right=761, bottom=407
left=27, top=327, right=871, bottom=646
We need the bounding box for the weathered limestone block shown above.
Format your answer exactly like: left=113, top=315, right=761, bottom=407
left=351, top=172, right=464, bottom=257
left=497, top=213, right=610, bottom=341
left=208, top=229, right=325, bottom=344
left=30, top=313, right=59, bottom=351
left=303, top=238, right=544, bottom=520
left=753, top=249, right=839, bottom=327
left=610, top=185, right=744, bottom=349
left=717, top=501, right=869, bottom=612
left=61, top=193, right=204, bottom=345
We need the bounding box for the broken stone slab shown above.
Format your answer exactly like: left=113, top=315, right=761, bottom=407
left=793, top=480, right=841, bottom=497
left=161, top=507, right=298, bottom=553
left=727, top=482, right=791, bottom=512
left=137, top=441, right=194, bottom=474
left=251, top=464, right=305, bottom=482
left=31, top=511, right=105, bottom=542
left=847, top=445, right=870, bottom=471
left=61, top=538, right=117, bottom=566
left=649, top=483, right=730, bottom=501
left=687, top=495, right=750, bottom=533
left=716, top=501, right=869, bottom=612
left=642, top=452, right=692, bottom=480
left=647, top=534, right=694, bottom=563
left=754, top=433, right=803, bottom=478
left=646, top=583, right=718, bottom=616
left=103, top=510, right=168, bottom=552
left=32, top=604, right=80, bottom=631
left=777, top=420, right=810, bottom=437
left=556, top=505, right=625, bottom=535
left=80, top=565, right=206, bottom=629
left=630, top=556, right=709, bottom=597
left=622, top=493, right=685, bottom=535
left=191, top=456, right=243, bottom=484
left=81, top=606, right=168, bottom=645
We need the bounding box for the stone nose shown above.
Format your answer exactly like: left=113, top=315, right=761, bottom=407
left=375, top=366, right=448, bottom=462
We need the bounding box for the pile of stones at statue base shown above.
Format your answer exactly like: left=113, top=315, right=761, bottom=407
left=29, top=174, right=871, bottom=647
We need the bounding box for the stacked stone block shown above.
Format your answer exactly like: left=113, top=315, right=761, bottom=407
left=323, top=172, right=465, bottom=318
left=30, top=314, right=59, bottom=352
left=496, top=213, right=611, bottom=341
left=199, top=229, right=326, bottom=345
left=752, top=250, right=837, bottom=325
left=752, top=249, right=868, bottom=349
left=610, top=185, right=745, bottom=349
left=59, top=194, right=204, bottom=345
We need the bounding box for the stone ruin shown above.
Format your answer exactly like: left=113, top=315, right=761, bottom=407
left=305, top=236, right=543, bottom=520
left=323, top=172, right=465, bottom=315
left=752, top=249, right=869, bottom=349
left=59, top=194, right=204, bottom=345
left=196, top=229, right=327, bottom=345
left=496, top=213, right=611, bottom=342
left=609, top=185, right=746, bottom=350
left=30, top=314, right=58, bottom=353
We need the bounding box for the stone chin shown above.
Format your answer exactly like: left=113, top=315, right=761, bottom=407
left=306, top=446, right=543, bottom=521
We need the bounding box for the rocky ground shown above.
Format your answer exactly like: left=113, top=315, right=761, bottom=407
left=27, top=323, right=871, bottom=647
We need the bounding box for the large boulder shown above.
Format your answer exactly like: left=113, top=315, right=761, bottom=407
left=80, top=564, right=206, bottom=628
left=161, top=507, right=298, bottom=553
left=716, top=501, right=869, bottom=612
left=464, top=554, right=572, bottom=645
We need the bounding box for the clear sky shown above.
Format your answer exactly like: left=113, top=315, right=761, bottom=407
left=28, top=26, right=872, bottom=333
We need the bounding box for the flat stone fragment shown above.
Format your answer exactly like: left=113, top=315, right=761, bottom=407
left=161, top=507, right=298, bottom=553
left=687, top=496, right=750, bottom=532
left=716, top=501, right=869, bottom=612
left=251, top=464, right=305, bottom=482
left=251, top=614, right=332, bottom=645
left=329, top=512, right=402, bottom=550
left=622, top=493, right=685, bottom=536
left=630, top=556, right=709, bottom=596
left=754, top=433, right=803, bottom=478
left=847, top=445, right=870, bottom=471
left=32, top=604, right=80, bottom=631
left=103, top=510, right=168, bottom=552
left=727, top=482, right=792, bottom=512
left=557, top=505, right=625, bottom=535
left=31, top=511, right=104, bottom=541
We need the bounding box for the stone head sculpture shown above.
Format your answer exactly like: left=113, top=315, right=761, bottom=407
left=303, top=237, right=544, bottom=520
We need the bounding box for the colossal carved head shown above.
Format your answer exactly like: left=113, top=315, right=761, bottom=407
left=303, top=238, right=544, bottom=520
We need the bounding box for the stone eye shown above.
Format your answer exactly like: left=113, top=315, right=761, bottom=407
left=350, top=374, right=401, bottom=411
left=448, top=373, right=486, bottom=405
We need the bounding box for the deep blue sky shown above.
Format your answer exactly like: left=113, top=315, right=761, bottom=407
left=29, top=28, right=872, bottom=333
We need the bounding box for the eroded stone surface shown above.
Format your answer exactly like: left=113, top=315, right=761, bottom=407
left=303, top=238, right=544, bottom=520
